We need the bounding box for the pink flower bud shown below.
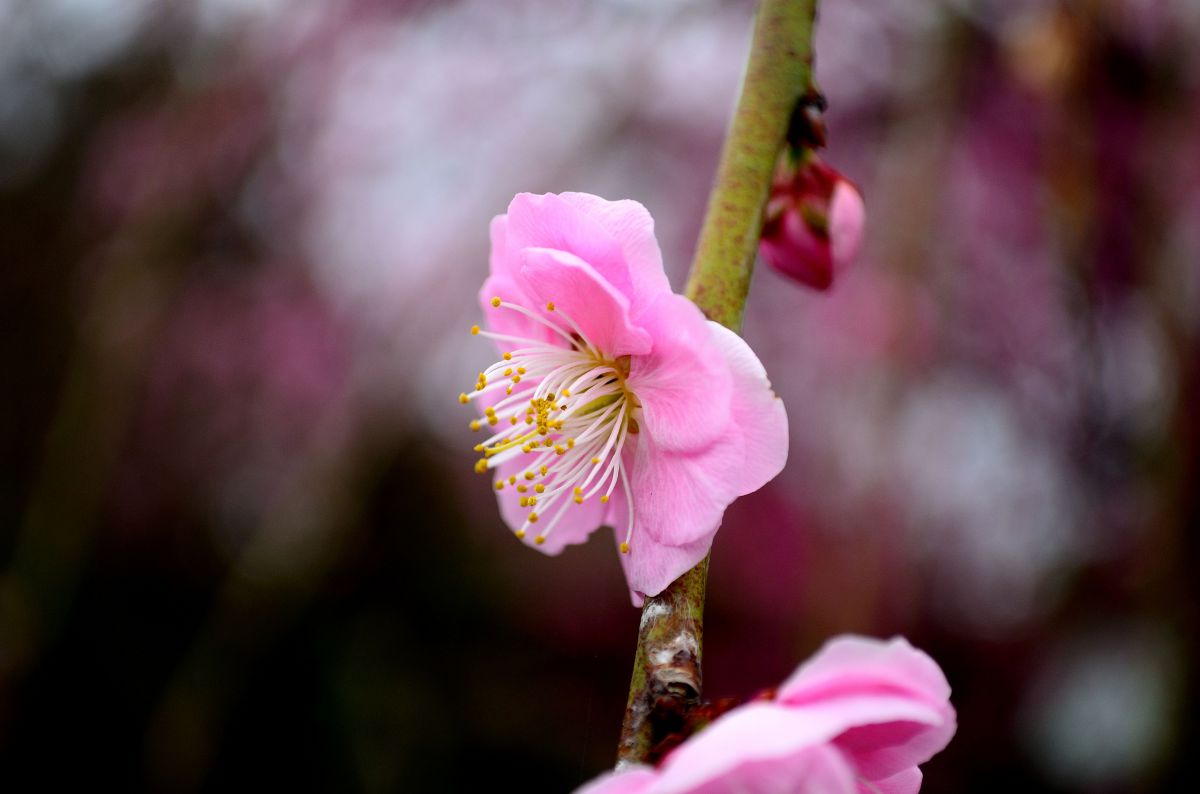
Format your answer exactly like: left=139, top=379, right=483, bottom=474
left=759, top=157, right=864, bottom=291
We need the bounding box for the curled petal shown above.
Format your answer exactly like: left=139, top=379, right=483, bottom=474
left=520, top=247, right=653, bottom=357
left=778, top=636, right=957, bottom=781
left=778, top=636, right=951, bottom=710
left=650, top=703, right=860, bottom=794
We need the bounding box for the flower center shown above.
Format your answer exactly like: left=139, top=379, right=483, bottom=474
left=460, top=297, right=637, bottom=552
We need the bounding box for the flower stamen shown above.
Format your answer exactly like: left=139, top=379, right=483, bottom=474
left=463, top=297, right=641, bottom=553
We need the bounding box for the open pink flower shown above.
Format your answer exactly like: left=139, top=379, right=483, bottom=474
left=576, top=636, right=956, bottom=794
left=461, top=192, right=788, bottom=603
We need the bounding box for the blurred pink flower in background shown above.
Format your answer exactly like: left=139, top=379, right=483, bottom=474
left=578, top=636, right=956, bottom=794
left=760, top=156, right=864, bottom=291
left=467, top=192, right=788, bottom=604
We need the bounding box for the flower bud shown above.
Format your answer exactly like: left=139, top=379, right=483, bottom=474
left=759, top=157, right=864, bottom=291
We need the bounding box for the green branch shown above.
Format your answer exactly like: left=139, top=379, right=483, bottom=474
left=616, top=0, right=819, bottom=766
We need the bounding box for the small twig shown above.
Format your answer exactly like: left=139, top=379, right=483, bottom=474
left=616, top=0, right=819, bottom=766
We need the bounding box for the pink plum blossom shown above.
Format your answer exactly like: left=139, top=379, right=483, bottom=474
left=576, top=635, right=956, bottom=794
left=760, top=156, right=865, bottom=291
left=461, top=192, right=788, bottom=604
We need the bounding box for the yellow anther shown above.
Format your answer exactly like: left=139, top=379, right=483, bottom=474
left=524, top=471, right=535, bottom=481
left=503, top=352, right=512, bottom=361
left=527, top=496, right=537, bottom=506
left=591, top=457, right=601, bottom=465
left=539, top=465, right=548, bottom=475
left=470, top=325, right=480, bottom=335
left=534, top=535, right=546, bottom=544
left=619, top=542, right=630, bottom=554
left=495, top=481, right=505, bottom=491
left=544, top=439, right=555, bottom=447
left=517, top=484, right=528, bottom=494
left=503, top=368, right=513, bottom=376
left=469, top=420, right=481, bottom=431
left=517, top=367, right=526, bottom=375
left=478, top=372, right=487, bottom=384
left=459, top=393, right=469, bottom=404
left=574, top=486, right=583, bottom=495
left=515, top=529, right=526, bottom=539
left=488, top=416, right=498, bottom=426
left=512, top=375, right=521, bottom=384
left=528, top=513, right=539, bottom=523
left=519, top=497, right=529, bottom=507
left=573, top=496, right=583, bottom=504
left=508, top=476, right=517, bottom=485
left=546, top=301, right=556, bottom=311
left=600, top=495, right=609, bottom=503
left=561, top=388, right=571, bottom=397
left=555, top=446, right=566, bottom=456
left=534, top=484, right=545, bottom=494
left=506, top=386, right=514, bottom=395
left=510, top=416, right=518, bottom=425
left=567, top=439, right=575, bottom=448
left=491, top=296, right=502, bottom=307
left=484, top=406, right=496, bottom=416
left=473, top=444, right=484, bottom=452
left=547, top=392, right=556, bottom=401
left=474, top=459, right=488, bottom=474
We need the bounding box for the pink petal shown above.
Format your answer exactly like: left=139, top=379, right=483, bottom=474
left=616, top=530, right=712, bottom=607
left=627, top=293, right=733, bottom=453
left=777, top=636, right=956, bottom=780
left=487, top=213, right=516, bottom=281
left=505, top=192, right=635, bottom=303
left=479, top=272, right=560, bottom=349
left=573, top=766, right=658, bottom=794
left=760, top=206, right=834, bottom=290
left=835, top=717, right=955, bottom=783
left=490, top=456, right=608, bottom=555
left=650, top=703, right=859, bottom=794
left=859, top=767, right=922, bottom=794
left=520, top=247, right=653, bottom=357
left=622, top=318, right=787, bottom=559
left=778, top=637, right=951, bottom=709
left=559, top=192, right=672, bottom=315
left=628, top=433, right=741, bottom=549
left=773, top=697, right=949, bottom=782
left=480, top=216, right=561, bottom=346
left=829, top=181, right=865, bottom=270
left=597, top=481, right=694, bottom=607
left=705, top=322, right=789, bottom=497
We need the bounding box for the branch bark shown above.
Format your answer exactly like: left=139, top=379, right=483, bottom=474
left=616, top=0, right=820, bottom=766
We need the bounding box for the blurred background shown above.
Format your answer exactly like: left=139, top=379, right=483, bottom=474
left=2, top=0, right=1198, bottom=791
